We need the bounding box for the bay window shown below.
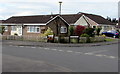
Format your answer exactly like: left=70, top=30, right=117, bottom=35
left=11, top=26, right=17, bottom=31
left=27, top=26, right=40, bottom=33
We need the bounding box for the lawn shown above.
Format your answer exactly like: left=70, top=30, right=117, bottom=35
left=105, top=38, right=117, bottom=42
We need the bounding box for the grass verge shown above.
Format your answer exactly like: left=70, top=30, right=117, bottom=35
left=105, top=38, right=116, bottom=42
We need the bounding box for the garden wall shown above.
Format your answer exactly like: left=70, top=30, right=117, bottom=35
left=2, top=35, right=105, bottom=43
left=2, top=35, right=47, bottom=42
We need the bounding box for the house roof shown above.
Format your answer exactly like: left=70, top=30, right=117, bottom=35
left=4, top=15, right=57, bottom=24
left=79, top=12, right=115, bottom=25
left=4, top=14, right=82, bottom=24
left=3, top=12, right=114, bottom=25
left=0, top=20, right=4, bottom=23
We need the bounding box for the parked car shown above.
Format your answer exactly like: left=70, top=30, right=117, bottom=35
left=102, top=30, right=120, bottom=38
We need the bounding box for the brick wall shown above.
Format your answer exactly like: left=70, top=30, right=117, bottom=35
left=23, top=25, right=46, bottom=36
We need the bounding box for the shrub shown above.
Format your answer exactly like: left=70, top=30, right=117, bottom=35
left=80, top=33, right=89, bottom=37
left=84, top=28, right=95, bottom=37
left=44, top=27, right=53, bottom=36
left=75, top=25, right=85, bottom=36
left=70, top=38, right=78, bottom=43
left=86, top=37, right=91, bottom=43
left=0, top=26, right=5, bottom=35
left=69, top=26, right=75, bottom=36
left=96, top=27, right=102, bottom=36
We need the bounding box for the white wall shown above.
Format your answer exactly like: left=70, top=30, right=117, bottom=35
left=11, top=26, right=22, bottom=36
left=74, top=15, right=88, bottom=26
left=100, top=24, right=116, bottom=33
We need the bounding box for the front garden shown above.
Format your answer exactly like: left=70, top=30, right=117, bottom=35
left=2, top=25, right=115, bottom=43
left=45, top=25, right=106, bottom=43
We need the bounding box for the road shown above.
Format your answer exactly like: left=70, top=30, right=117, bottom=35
left=2, top=42, right=118, bottom=72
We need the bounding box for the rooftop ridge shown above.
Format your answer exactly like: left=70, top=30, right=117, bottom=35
left=11, top=13, right=81, bottom=18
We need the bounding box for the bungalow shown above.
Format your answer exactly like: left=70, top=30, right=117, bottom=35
left=1, top=12, right=116, bottom=36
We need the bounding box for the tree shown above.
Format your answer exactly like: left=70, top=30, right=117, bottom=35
left=0, top=26, right=5, bottom=35
left=112, top=18, right=118, bottom=23
left=69, top=26, right=74, bottom=36
left=106, top=16, right=111, bottom=22
left=75, top=25, right=85, bottom=36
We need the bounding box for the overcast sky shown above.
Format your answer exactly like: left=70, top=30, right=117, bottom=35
left=0, top=0, right=119, bottom=20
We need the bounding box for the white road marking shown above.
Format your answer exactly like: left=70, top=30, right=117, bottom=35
left=95, top=54, right=104, bottom=57
left=58, top=50, right=64, bottom=52
left=8, top=45, right=117, bottom=60
left=44, top=48, right=50, bottom=50
left=67, top=50, right=73, bottom=52
left=102, top=55, right=107, bottom=57
left=107, top=56, right=116, bottom=59
left=84, top=53, right=93, bottom=55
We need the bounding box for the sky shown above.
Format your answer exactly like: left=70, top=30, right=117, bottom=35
left=0, top=0, right=119, bottom=20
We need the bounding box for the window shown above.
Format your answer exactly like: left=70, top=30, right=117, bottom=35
left=60, top=26, right=67, bottom=33
left=5, top=26, right=8, bottom=31
left=11, top=26, right=17, bottom=31
left=27, top=26, right=40, bottom=33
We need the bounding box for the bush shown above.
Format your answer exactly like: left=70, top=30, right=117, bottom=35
left=70, top=38, right=78, bottom=43
left=86, top=37, right=91, bottom=43
left=80, top=33, right=89, bottom=37
left=75, top=25, right=85, bottom=36
left=44, top=27, right=53, bottom=36
left=69, top=26, right=75, bottom=36
left=96, top=28, right=102, bottom=36
left=0, top=26, right=5, bottom=35
left=84, top=28, right=95, bottom=37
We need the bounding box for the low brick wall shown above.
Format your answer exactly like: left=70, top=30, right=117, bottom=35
left=2, top=35, right=106, bottom=43
left=80, top=36, right=105, bottom=43
left=2, top=35, right=47, bottom=42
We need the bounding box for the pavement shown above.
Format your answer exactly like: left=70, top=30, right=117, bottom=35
left=2, top=39, right=119, bottom=47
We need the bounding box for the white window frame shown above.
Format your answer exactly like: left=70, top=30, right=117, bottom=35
left=27, top=26, right=40, bottom=33
left=11, top=26, right=17, bottom=31
left=60, top=26, right=67, bottom=33
left=5, top=26, right=8, bottom=31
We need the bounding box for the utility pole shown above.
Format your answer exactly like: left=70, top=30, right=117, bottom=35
left=59, top=1, right=62, bottom=15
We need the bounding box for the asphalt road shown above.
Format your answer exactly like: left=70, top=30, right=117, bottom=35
left=2, top=43, right=118, bottom=72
